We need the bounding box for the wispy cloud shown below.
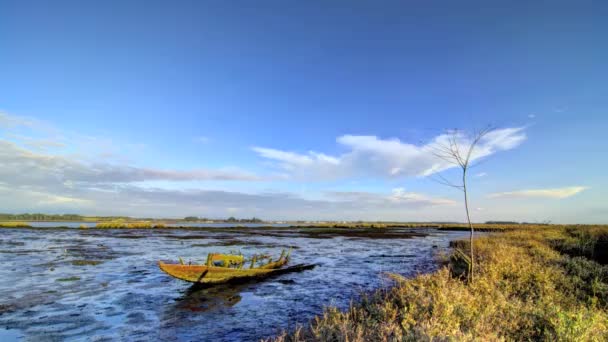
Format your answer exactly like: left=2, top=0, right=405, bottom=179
left=253, top=127, right=526, bottom=181
left=0, top=112, right=42, bottom=129
left=0, top=181, right=460, bottom=219
left=0, top=112, right=281, bottom=214
left=0, top=112, right=542, bottom=220
left=326, top=188, right=456, bottom=207
left=0, top=183, right=93, bottom=210
left=488, top=186, right=589, bottom=199
left=193, top=136, right=210, bottom=144
left=0, top=112, right=264, bottom=190
left=475, top=172, right=487, bottom=178
left=0, top=140, right=262, bottom=185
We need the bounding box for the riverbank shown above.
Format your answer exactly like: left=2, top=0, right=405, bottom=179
left=271, top=225, right=608, bottom=341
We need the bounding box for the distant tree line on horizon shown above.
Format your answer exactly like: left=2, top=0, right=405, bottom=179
left=0, top=213, right=88, bottom=221
left=0, top=213, right=140, bottom=221
left=0, top=213, right=266, bottom=223
left=1, top=213, right=549, bottom=225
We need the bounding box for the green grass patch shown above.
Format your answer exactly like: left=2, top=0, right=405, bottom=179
left=56, top=276, right=81, bottom=282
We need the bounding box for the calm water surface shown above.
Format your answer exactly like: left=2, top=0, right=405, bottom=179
left=0, top=227, right=466, bottom=341
left=24, top=222, right=291, bottom=228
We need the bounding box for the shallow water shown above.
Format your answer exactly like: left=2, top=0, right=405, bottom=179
left=23, top=222, right=291, bottom=228
left=0, top=227, right=466, bottom=341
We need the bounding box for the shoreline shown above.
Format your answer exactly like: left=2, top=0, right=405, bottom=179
left=0, top=222, right=560, bottom=231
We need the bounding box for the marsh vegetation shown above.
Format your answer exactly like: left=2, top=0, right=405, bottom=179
left=0, top=222, right=31, bottom=228
left=2, top=222, right=606, bottom=340
left=272, top=224, right=608, bottom=341
left=95, top=220, right=167, bottom=229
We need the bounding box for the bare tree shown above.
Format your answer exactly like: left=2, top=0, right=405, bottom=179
left=430, top=127, right=492, bottom=283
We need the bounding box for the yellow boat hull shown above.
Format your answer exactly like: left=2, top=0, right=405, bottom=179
left=158, top=261, right=315, bottom=284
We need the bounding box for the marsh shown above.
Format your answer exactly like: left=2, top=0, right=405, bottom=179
left=0, top=226, right=466, bottom=341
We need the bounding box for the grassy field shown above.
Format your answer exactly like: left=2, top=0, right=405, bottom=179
left=271, top=224, right=608, bottom=341
left=0, top=222, right=31, bottom=228
left=95, top=220, right=166, bottom=229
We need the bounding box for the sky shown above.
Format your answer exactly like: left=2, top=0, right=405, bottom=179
left=0, top=1, right=606, bottom=223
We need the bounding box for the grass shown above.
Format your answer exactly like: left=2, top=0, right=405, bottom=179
left=95, top=220, right=166, bottom=229
left=0, top=222, right=31, bottom=228
left=271, top=225, right=608, bottom=341
left=289, top=222, right=546, bottom=231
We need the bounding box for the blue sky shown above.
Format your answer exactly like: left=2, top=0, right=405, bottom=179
left=0, top=1, right=606, bottom=222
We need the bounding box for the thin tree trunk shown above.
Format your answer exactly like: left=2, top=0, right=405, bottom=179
left=462, top=169, right=474, bottom=283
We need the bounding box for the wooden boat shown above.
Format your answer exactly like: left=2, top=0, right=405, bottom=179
left=158, top=249, right=316, bottom=285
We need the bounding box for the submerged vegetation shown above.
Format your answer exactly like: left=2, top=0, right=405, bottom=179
left=272, top=225, right=608, bottom=341
left=56, top=276, right=81, bottom=282
left=71, top=260, right=103, bottom=266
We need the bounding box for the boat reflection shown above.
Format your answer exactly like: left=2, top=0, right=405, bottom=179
left=174, top=283, right=247, bottom=312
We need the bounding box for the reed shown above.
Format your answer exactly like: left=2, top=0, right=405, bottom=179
left=0, top=222, right=31, bottom=228
left=95, top=220, right=166, bottom=229
left=271, top=225, right=608, bottom=341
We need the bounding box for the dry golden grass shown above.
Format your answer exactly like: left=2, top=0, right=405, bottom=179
left=0, top=221, right=31, bottom=228
left=271, top=225, right=608, bottom=341
left=95, top=220, right=166, bottom=229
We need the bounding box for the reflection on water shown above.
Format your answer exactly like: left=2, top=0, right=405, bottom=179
left=0, top=227, right=466, bottom=341
left=176, top=284, right=244, bottom=312
left=0, top=328, right=22, bottom=342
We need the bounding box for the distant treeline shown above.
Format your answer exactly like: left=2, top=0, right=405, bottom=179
left=0, top=213, right=87, bottom=221
left=0, top=213, right=136, bottom=222
left=0, top=213, right=265, bottom=223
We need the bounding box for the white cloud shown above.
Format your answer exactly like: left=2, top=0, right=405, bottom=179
left=4, top=112, right=564, bottom=221
left=0, top=140, right=262, bottom=185
left=0, top=112, right=264, bottom=185
left=389, top=188, right=457, bottom=206
left=252, top=147, right=343, bottom=179
left=253, top=127, right=526, bottom=180
left=488, top=186, right=589, bottom=199
left=528, top=114, right=536, bottom=119
left=252, top=147, right=318, bottom=167
left=0, top=184, right=92, bottom=209
left=0, top=181, right=459, bottom=220
left=325, top=188, right=456, bottom=207
left=475, top=172, right=487, bottom=178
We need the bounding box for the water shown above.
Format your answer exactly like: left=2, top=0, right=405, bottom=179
left=23, top=222, right=291, bottom=228
left=0, top=227, right=466, bottom=341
